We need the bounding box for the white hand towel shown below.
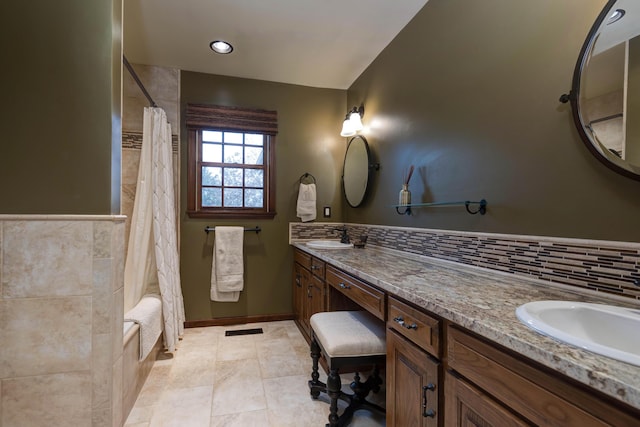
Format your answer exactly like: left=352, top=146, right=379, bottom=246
left=210, top=226, right=244, bottom=302
left=296, top=183, right=317, bottom=222
left=124, top=294, right=163, bottom=361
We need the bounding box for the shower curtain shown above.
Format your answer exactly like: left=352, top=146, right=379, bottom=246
left=124, top=107, right=185, bottom=352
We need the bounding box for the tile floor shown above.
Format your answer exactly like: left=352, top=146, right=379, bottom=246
left=124, top=320, right=386, bottom=427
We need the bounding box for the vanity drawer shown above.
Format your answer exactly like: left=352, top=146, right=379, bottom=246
left=310, top=257, right=325, bottom=279
left=387, top=297, right=440, bottom=358
left=294, top=248, right=311, bottom=270
left=326, top=265, right=385, bottom=320
left=446, top=325, right=639, bottom=427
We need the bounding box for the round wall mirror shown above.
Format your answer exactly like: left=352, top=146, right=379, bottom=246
left=562, top=0, right=640, bottom=180
left=342, top=135, right=374, bottom=207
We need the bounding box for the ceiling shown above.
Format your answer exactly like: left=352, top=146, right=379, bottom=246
left=593, top=0, right=640, bottom=54
left=123, top=0, right=428, bottom=90
left=584, top=0, right=640, bottom=98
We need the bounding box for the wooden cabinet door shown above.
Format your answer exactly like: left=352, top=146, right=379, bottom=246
left=298, top=266, right=312, bottom=337
left=444, top=371, right=528, bottom=427
left=292, top=263, right=305, bottom=324
left=386, top=329, right=440, bottom=427
left=308, top=274, right=326, bottom=324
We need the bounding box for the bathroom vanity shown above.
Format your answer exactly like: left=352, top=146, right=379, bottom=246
left=291, top=244, right=640, bottom=426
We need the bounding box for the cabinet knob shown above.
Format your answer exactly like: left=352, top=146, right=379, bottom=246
left=339, top=282, right=351, bottom=289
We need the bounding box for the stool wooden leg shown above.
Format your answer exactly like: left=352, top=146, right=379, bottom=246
left=309, top=337, right=324, bottom=398
left=366, top=365, right=382, bottom=394
left=350, top=371, right=367, bottom=402
left=327, top=369, right=341, bottom=427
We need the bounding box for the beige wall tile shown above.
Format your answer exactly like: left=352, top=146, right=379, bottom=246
left=1, top=221, right=3, bottom=299
left=94, top=258, right=113, bottom=334
left=112, top=220, right=125, bottom=293
left=123, top=65, right=179, bottom=132
left=93, top=333, right=113, bottom=415
left=2, top=372, right=92, bottom=426
left=94, top=220, right=113, bottom=259
left=112, top=354, right=124, bottom=427
left=122, top=149, right=141, bottom=186
left=3, top=221, right=92, bottom=298
left=1, top=296, right=92, bottom=378
left=112, top=287, right=124, bottom=362
left=1, top=216, right=124, bottom=427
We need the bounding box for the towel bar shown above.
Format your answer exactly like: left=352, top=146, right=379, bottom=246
left=204, top=226, right=261, bottom=234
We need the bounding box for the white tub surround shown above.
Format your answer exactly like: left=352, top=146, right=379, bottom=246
left=1, top=215, right=125, bottom=427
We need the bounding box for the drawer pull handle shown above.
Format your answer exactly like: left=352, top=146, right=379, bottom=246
left=311, top=265, right=319, bottom=270
left=394, top=316, right=418, bottom=330
left=339, top=283, right=351, bottom=289
left=422, top=383, right=436, bottom=418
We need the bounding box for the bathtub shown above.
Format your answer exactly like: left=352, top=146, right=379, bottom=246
left=122, top=320, right=163, bottom=420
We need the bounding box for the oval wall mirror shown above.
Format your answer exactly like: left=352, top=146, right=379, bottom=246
left=561, top=0, right=640, bottom=180
left=342, top=135, right=374, bottom=207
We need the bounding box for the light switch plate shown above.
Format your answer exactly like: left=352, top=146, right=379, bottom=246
left=323, top=206, right=331, bottom=218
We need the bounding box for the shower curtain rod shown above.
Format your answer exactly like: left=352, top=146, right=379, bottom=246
left=123, top=55, right=157, bottom=108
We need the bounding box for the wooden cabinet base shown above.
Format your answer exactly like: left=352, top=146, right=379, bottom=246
left=386, top=329, right=440, bottom=427
left=447, top=325, right=640, bottom=427
left=444, top=371, right=529, bottom=427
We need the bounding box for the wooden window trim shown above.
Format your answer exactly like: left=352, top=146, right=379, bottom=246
left=186, top=104, right=277, bottom=219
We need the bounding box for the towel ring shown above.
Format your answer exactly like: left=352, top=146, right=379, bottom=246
left=299, top=172, right=316, bottom=184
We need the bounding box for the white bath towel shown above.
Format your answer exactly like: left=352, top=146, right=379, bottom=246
left=296, top=183, right=317, bottom=222
left=210, top=226, right=244, bottom=302
left=124, top=294, right=163, bottom=361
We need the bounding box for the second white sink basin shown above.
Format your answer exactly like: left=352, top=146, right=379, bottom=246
left=516, top=300, right=640, bottom=366
left=305, top=240, right=353, bottom=250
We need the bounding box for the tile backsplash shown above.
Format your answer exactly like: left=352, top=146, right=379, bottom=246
left=290, top=222, right=640, bottom=301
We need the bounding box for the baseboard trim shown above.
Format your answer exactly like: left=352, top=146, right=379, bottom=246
left=184, top=313, right=295, bottom=328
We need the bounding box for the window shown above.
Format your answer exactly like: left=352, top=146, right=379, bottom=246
left=186, top=104, right=277, bottom=218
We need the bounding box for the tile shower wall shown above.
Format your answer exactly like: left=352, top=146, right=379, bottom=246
left=0, top=215, right=125, bottom=427
left=290, top=223, right=640, bottom=301
left=122, top=64, right=180, bottom=255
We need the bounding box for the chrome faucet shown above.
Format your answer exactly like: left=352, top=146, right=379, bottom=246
left=334, top=226, right=350, bottom=244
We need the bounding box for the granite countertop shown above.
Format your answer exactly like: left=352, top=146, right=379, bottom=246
left=292, top=241, right=640, bottom=411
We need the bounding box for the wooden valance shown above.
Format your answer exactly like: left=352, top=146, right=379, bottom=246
left=185, top=104, right=278, bottom=135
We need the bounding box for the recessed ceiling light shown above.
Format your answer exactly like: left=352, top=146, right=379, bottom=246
left=210, top=40, right=233, bottom=54
left=607, top=9, right=625, bottom=25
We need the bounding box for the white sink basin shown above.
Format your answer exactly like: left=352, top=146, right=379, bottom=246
left=516, top=301, right=640, bottom=366
left=305, top=240, right=353, bottom=250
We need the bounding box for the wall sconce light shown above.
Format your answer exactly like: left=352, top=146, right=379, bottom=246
left=340, top=105, right=365, bottom=137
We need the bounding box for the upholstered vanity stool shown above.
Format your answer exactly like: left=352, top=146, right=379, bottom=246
left=308, top=311, right=386, bottom=427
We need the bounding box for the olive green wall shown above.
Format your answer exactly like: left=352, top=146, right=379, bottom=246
left=1, top=0, right=121, bottom=214
left=345, top=0, right=640, bottom=242
left=180, top=72, right=345, bottom=321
